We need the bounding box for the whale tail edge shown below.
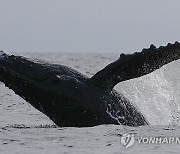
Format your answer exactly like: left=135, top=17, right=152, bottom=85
left=90, top=42, right=180, bottom=90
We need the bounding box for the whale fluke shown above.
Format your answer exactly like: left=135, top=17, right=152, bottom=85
left=90, top=41, right=180, bottom=90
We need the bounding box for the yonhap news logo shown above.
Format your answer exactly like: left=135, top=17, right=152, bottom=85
left=120, top=133, right=135, bottom=148
left=120, top=133, right=180, bottom=148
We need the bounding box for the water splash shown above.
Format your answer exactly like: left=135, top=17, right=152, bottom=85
left=116, top=60, right=180, bottom=126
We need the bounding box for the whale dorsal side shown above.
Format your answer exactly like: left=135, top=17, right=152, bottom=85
left=90, top=42, right=180, bottom=90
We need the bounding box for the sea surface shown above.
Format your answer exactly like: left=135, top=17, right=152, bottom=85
left=1, top=52, right=180, bottom=154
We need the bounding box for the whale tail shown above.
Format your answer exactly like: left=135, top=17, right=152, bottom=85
left=90, top=42, right=180, bottom=90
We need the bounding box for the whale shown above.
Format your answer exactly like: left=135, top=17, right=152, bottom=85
left=0, top=42, right=180, bottom=127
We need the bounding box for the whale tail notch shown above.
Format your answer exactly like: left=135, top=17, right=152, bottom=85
left=90, top=41, right=180, bottom=90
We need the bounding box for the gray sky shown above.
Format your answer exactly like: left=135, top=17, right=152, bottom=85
left=0, top=0, right=180, bottom=53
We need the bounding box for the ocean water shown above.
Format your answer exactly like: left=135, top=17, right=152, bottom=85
left=1, top=52, right=180, bottom=154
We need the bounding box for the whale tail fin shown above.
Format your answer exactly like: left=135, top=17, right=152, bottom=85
left=90, top=42, right=180, bottom=90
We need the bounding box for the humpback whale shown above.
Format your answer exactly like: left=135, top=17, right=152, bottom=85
left=0, top=42, right=180, bottom=127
